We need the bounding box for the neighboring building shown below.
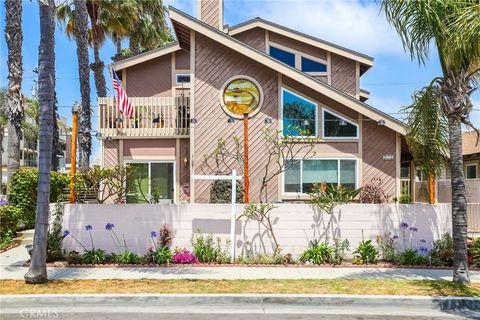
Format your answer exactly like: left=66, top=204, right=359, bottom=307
left=98, top=1, right=408, bottom=204
left=1, top=115, right=71, bottom=183
left=463, top=130, right=480, bottom=180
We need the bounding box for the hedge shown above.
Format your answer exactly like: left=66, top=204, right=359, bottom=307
left=8, top=169, right=69, bottom=228
left=0, top=205, right=22, bottom=240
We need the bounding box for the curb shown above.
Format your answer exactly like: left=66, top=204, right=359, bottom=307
left=1, top=294, right=479, bottom=312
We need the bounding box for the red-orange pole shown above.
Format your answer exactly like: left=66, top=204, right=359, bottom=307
left=243, top=113, right=249, bottom=203
left=429, top=174, right=435, bottom=204
left=69, top=109, right=78, bottom=204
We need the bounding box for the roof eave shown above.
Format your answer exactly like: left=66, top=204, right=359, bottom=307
left=111, top=42, right=181, bottom=71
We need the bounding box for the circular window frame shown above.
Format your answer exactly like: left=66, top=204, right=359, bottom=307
left=220, top=75, right=264, bottom=119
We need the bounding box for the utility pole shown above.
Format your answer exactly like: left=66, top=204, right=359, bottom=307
left=69, top=104, right=79, bottom=203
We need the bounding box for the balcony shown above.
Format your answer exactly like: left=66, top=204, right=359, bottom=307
left=98, top=96, right=190, bottom=138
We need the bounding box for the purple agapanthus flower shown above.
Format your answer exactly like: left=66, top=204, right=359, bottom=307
left=419, top=247, right=428, bottom=254
left=105, top=223, right=115, bottom=231
left=150, top=231, right=158, bottom=238
left=400, top=222, right=409, bottom=228
left=0, top=198, right=8, bottom=206
left=419, top=239, right=426, bottom=243
left=63, top=230, right=70, bottom=237
left=85, top=225, right=93, bottom=231
left=409, top=227, right=418, bottom=232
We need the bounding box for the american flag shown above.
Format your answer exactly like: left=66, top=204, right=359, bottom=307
left=112, top=70, right=133, bottom=118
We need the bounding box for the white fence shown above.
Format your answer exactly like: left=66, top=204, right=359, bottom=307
left=61, top=204, right=452, bottom=257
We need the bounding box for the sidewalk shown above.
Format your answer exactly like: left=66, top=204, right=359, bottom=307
left=2, top=245, right=480, bottom=282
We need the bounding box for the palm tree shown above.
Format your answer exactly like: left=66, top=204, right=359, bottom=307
left=382, top=0, right=480, bottom=284
left=128, top=0, right=171, bottom=56
left=0, top=88, right=7, bottom=193
left=404, top=86, right=449, bottom=203
left=4, top=0, right=23, bottom=193
left=72, top=0, right=92, bottom=169
left=24, top=0, right=56, bottom=284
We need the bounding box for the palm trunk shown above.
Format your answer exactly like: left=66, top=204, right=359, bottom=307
left=73, top=0, right=91, bottom=169
left=116, top=38, right=122, bottom=54
left=90, top=38, right=107, bottom=97
left=448, top=115, right=470, bottom=284
left=4, top=0, right=23, bottom=193
left=24, top=0, right=55, bottom=284
left=51, top=98, right=58, bottom=171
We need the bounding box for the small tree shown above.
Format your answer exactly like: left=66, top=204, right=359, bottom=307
left=238, top=203, right=279, bottom=254
left=309, top=182, right=361, bottom=215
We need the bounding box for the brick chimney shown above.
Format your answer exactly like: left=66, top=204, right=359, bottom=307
left=198, top=0, right=224, bottom=30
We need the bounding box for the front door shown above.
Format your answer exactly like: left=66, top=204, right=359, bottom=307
left=126, top=161, right=175, bottom=203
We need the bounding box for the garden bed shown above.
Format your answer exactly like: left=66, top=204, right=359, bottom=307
left=22, top=259, right=479, bottom=270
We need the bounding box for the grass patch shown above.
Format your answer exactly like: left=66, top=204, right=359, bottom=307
left=0, top=279, right=478, bottom=296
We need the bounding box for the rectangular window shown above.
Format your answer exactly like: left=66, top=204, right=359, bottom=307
left=269, top=46, right=295, bottom=67
left=466, top=164, right=478, bottom=179
left=301, top=57, right=327, bottom=72
left=322, top=109, right=359, bottom=139
left=282, top=88, right=317, bottom=137
left=176, top=74, right=191, bottom=85
left=126, top=161, right=175, bottom=203
left=284, top=159, right=357, bottom=194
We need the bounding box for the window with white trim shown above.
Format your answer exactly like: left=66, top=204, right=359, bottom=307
left=282, top=88, right=317, bottom=137
left=269, top=43, right=328, bottom=74
left=322, top=109, right=358, bottom=139
left=284, top=159, right=357, bottom=194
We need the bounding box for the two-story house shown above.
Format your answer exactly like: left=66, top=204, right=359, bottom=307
left=98, top=0, right=407, bottom=204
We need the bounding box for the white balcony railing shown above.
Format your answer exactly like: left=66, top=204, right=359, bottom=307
left=98, top=96, right=190, bottom=137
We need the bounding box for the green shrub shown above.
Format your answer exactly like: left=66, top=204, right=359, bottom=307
left=309, top=182, right=361, bottom=214
left=46, top=202, right=66, bottom=262
left=471, top=238, right=480, bottom=268
left=0, top=205, right=22, bottom=241
left=398, top=188, right=412, bottom=204
left=353, top=240, right=378, bottom=264
left=429, top=233, right=453, bottom=266
left=65, top=251, right=82, bottom=264
left=300, top=240, right=333, bottom=264
left=192, top=233, right=230, bottom=263
left=376, top=232, right=398, bottom=263
left=8, top=169, right=69, bottom=228
left=237, top=253, right=284, bottom=265
left=331, top=239, right=350, bottom=265
left=81, top=249, right=107, bottom=264
left=396, top=248, right=428, bottom=266
left=116, top=251, right=140, bottom=264
left=151, top=246, right=172, bottom=264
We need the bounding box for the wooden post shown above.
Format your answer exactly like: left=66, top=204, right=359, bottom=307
left=243, top=113, right=249, bottom=203
left=69, top=107, right=78, bottom=204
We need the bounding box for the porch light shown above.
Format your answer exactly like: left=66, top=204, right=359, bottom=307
left=183, top=156, right=188, bottom=168
left=377, top=119, right=386, bottom=126
left=302, top=120, right=310, bottom=126
left=190, top=118, right=197, bottom=124
left=264, top=118, right=272, bottom=124
left=227, top=117, right=235, bottom=124
left=105, top=136, right=113, bottom=141
left=95, top=132, right=102, bottom=139
left=339, top=120, right=347, bottom=126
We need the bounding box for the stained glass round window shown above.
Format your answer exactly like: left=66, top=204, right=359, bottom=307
left=221, top=76, right=263, bottom=118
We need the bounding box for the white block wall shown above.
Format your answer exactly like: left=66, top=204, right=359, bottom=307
left=61, top=203, right=452, bottom=257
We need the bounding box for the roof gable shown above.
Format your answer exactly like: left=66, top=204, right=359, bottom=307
left=169, top=7, right=405, bottom=135
left=229, top=18, right=373, bottom=70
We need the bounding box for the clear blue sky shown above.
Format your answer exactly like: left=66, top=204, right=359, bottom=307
left=1, top=0, right=479, bottom=162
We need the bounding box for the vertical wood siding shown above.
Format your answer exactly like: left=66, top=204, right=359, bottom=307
left=180, top=138, right=190, bottom=202
left=125, top=54, right=172, bottom=97
left=103, top=140, right=119, bottom=168
left=331, top=53, right=357, bottom=96
left=232, top=27, right=266, bottom=52
left=362, top=118, right=397, bottom=198
left=194, top=34, right=279, bottom=203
